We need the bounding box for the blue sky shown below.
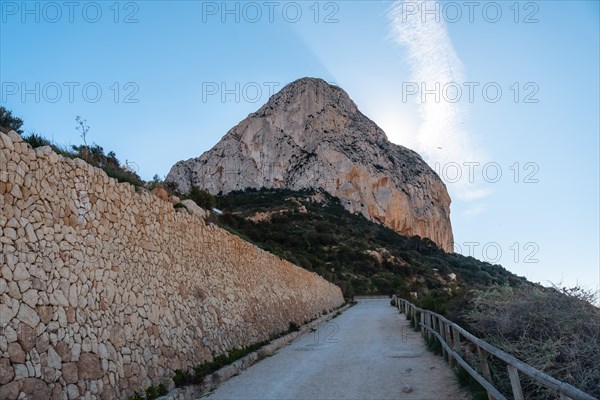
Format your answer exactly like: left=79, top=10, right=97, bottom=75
left=1, top=0, right=598, bottom=294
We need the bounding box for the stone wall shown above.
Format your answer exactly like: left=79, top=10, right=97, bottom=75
left=0, top=131, right=344, bottom=399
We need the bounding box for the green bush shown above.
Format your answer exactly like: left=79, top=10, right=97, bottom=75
left=188, top=186, right=216, bottom=210
left=172, top=369, right=191, bottom=387
left=454, top=365, right=488, bottom=399
left=424, top=334, right=442, bottom=356
left=191, top=340, right=270, bottom=384
left=23, top=132, right=52, bottom=148
left=144, top=385, right=158, bottom=399
left=288, top=321, right=300, bottom=332
left=157, top=383, right=168, bottom=396
left=0, top=107, right=24, bottom=134
left=138, top=382, right=168, bottom=399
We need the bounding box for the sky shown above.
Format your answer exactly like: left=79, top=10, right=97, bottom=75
left=1, top=0, right=598, bottom=295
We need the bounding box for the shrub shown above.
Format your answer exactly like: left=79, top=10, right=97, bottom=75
left=454, top=365, right=488, bottom=400
left=23, top=132, right=52, bottom=148
left=172, top=369, right=191, bottom=387
left=464, top=285, right=600, bottom=399
left=424, top=334, right=442, bottom=356
left=130, top=384, right=167, bottom=400
left=288, top=321, right=300, bottom=332
left=188, top=186, right=216, bottom=210
left=144, top=385, right=159, bottom=399
left=194, top=354, right=229, bottom=383
left=0, top=107, right=24, bottom=134
left=191, top=340, right=270, bottom=384
left=157, top=383, right=168, bottom=395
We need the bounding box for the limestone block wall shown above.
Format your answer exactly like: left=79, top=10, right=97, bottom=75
left=0, top=131, right=344, bottom=399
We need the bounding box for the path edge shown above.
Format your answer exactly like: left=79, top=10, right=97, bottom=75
left=157, top=303, right=353, bottom=400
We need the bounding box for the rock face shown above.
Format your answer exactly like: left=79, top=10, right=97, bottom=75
left=166, top=78, right=453, bottom=251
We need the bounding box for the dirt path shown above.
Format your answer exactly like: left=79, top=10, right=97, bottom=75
left=202, top=298, right=469, bottom=400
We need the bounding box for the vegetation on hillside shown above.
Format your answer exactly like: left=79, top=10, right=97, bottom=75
left=215, top=188, right=525, bottom=300
left=1, top=108, right=145, bottom=187
left=0, top=106, right=24, bottom=134
left=460, top=285, right=600, bottom=399
left=188, top=186, right=217, bottom=210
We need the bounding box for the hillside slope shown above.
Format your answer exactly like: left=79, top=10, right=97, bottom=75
left=214, top=188, right=524, bottom=306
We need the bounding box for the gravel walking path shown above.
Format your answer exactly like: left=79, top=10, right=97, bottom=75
left=203, top=298, right=469, bottom=400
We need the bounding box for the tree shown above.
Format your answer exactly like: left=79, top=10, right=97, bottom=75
left=0, top=107, right=24, bottom=134
left=189, top=186, right=216, bottom=210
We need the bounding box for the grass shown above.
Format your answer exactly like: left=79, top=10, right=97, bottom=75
left=424, top=334, right=443, bottom=356
left=128, top=383, right=169, bottom=399
left=454, top=366, right=489, bottom=400
left=408, top=313, right=419, bottom=332
left=421, top=329, right=488, bottom=399
left=173, top=303, right=348, bottom=390
left=20, top=131, right=146, bottom=188
left=188, top=340, right=270, bottom=385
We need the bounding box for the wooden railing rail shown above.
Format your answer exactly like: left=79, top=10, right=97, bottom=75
left=394, top=297, right=597, bottom=400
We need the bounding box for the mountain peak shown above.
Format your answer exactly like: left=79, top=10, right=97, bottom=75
left=166, top=78, right=453, bottom=251
left=263, top=77, right=352, bottom=109
left=252, top=77, right=384, bottom=144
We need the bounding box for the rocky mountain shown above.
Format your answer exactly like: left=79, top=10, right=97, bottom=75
left=166, top=78, right=453, bottom=251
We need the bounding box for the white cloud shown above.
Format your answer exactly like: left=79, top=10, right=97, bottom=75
left=462, top=204, right=487, bottom=218
left=388, top=0, right=488, bottom=202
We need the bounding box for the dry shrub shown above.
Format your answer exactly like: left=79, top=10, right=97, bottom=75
left=464, top=285, right=599, bottom=399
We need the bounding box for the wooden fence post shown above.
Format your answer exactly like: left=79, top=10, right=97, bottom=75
left=444, top=324, right=456, bottom=368
left=437, top=318, right=447, bottom=359
left=428, top=314, right=434, bottom=341
left=452, top=326, right=461, bottom=356
left=507, top=365, right=525, bottom=400
left=477, top=347, right=494, bottom=400
left=425, top=313, right=431, bottom=340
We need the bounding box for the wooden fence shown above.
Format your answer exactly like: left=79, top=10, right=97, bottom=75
left=394, top=297, right=597, bottom=400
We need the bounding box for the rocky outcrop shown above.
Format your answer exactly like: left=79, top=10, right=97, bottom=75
left=166, top=78, right=453, bottom=251
left=0, top=131, right=344, bottom=398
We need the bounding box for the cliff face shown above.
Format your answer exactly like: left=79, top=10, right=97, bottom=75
left=166, top=78, right=453, bottom=251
